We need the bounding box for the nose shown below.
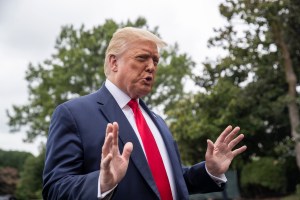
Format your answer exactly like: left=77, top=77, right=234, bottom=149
left=145, top=60, right=156, bottom=73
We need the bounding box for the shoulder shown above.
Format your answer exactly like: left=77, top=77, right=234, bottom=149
left=53, top=90, right=100, bottom=115
left=65, top=91, right=99, bottom=106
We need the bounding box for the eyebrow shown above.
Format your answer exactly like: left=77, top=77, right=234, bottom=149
left=135, top=53, right=160, bottom=60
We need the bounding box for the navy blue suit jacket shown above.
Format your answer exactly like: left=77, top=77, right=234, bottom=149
left=42, top=84, right=224, bottom=200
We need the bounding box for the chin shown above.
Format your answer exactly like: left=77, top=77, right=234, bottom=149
left=133, top=85, right=152, bottom=98
left=139, top=90, right=152, bottom=98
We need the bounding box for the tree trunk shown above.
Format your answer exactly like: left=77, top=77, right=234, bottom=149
left=273, top=24, right=300, bottom=170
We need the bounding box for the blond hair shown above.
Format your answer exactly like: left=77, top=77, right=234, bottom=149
left=104, top=27, right=167, bottom=76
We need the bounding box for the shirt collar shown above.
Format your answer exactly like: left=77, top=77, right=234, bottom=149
left=105, top=79, right=138, bottom=109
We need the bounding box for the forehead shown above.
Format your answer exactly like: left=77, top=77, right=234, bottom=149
left=125, top=40, right=159, bottom=55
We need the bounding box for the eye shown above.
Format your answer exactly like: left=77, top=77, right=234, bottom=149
left=136, top=55, right=148, bottom=62
left=153, top=58, right=159, bottom=66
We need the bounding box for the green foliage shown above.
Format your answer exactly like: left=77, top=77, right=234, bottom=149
left=168, top=79, right=244, bottom=165
left=169, top=0, right=299, bottom=167
left=7, top=17, right=194, bottom=142
left=168, top=0, right=300, bottom=196
left=193, top=0, right=299, bottom=161
left=0, top=149, right=33, bottom=172
left=0, top=149, right=33, bottom=195
left=15, top=149, right=45, bottom=200
left=241, top=157, right=287, bottom=197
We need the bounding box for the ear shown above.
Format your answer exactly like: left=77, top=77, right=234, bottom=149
left=108, top=54, right=118, bottom=72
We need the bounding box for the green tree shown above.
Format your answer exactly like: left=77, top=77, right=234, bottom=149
left=168, top=0, right=300, bottom=196
left=15, top=149, right=45, bottom=200
left=185, top=0, right=299, bottom=166
left=208, top=0, right=300, bottom=168
left=241, top=157, right=287, bottom=197
left=0, top=149, right=33, bottom=172
left=168, top=79, right=244, bottom=165
left=7, top=17, right=195, bottom=142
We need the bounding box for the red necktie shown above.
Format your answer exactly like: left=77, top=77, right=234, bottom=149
left=128, top=99, right=173, bottom=200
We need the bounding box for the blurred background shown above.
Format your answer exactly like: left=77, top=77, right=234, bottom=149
left=0, top=0, right=299, bottom=199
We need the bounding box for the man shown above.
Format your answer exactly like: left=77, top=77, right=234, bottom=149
left=43, top=27, right=247, bottom=200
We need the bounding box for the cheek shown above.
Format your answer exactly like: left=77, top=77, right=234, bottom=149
left=130, top=66, right=145, bottom=77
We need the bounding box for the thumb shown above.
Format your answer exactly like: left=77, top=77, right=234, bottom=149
left=206, top=139, right=214, bottom=157
left=122, top=142, right=133, bottom=161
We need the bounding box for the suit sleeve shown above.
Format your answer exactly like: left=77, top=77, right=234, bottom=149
left=183, top=162, right=225, bottom=194
left=42, top=104, right=99, bottom=200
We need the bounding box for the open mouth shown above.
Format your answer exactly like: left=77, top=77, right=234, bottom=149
left=143, top=76, right=153, bottom=86
left=145, top=76, right=152, bottom=82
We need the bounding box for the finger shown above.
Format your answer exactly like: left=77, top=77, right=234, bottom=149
left=224, top=127, right=240, bottom=144
left=102, top=133, right=113, bottom=158
left=122, top=142, right=133, bottom=161
left=106, top=123, right=113, bottom=137
left=206, top=139, right=214, bottom=157
left=101, top=153, right=113, bottom=169
left=228, top=134, right=244, bottom=149
left=215, top=125, right=233, bottom=144
left=232, top=145, right=247, bottom=157
left=112, top=122, right=119, bottom=147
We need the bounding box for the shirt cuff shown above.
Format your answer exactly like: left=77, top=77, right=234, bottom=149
left=97, top=174, right=117, bottom=199
left=205, top=164, right=227, bottom=187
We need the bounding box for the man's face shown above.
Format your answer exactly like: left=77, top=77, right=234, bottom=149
left=111, top=39, right=159, bottom=99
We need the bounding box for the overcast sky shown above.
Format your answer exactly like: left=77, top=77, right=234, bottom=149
left=0, top=0, right=226, bottom=156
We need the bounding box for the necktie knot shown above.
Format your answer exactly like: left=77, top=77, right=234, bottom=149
left=128, top=99, right=139, bottom=111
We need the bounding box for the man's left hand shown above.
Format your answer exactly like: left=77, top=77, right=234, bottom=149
left=205, top=125, right=247, bottom=177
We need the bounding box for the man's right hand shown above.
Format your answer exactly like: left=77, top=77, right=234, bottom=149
left=100, top=122, right=133, bottom=193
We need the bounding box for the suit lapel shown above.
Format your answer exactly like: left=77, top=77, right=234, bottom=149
left=96, top=86, right=160, bottom=198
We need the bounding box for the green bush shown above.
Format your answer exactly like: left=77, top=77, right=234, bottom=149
left=241, top=157, right=287, bottom=198
left=15, top=149, right=45, bottom=200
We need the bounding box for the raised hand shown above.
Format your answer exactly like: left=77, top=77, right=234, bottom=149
left=100, top=122, right=133, bottom=193
left=205, top=125, right=247, bottom=177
